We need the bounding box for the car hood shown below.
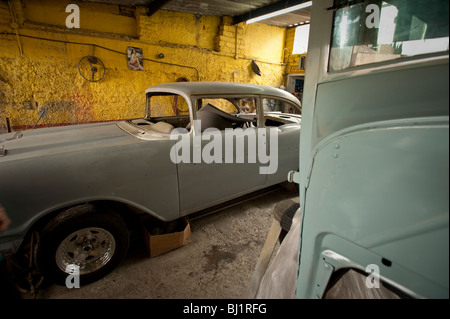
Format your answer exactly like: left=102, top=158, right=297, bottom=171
left=0, top=122, right=138, bottom=162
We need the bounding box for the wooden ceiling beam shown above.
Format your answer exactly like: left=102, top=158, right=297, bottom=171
left=146, top=0, right=173, bottom=16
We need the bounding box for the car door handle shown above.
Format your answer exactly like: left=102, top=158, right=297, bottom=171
left=287, top=170, right=300, bottom=184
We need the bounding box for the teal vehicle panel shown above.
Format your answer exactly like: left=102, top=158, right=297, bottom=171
left=297, top=118, right=449, bottom=298
left=294, top=0, right=449, bottom=299
left=312, top=64, right=449, bottom=148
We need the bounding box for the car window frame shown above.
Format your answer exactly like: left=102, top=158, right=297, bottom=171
left=325, top=0, right=450, bottom=77
left=191, top=94, right=262, bottom=130
left=260, top=95, right=302, bottom=117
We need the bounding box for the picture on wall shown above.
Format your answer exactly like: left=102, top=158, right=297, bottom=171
left=127, top=46, right=144, bottom=71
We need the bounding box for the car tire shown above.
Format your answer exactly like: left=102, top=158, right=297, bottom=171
left=278, top=202, right=300, bottom=243
left=280, top=181, right=299, bottom=194
left=36, top=204, right=129, bottom=286
left=280, top=202, right=300, bottom=233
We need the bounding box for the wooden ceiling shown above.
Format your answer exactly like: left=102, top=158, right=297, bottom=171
left=81, top=0, right=311, bottom=27
left=246, top=6, right=311, bottom=27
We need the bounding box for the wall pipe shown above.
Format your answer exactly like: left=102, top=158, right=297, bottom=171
left=1, top=32, right=200, bottom=81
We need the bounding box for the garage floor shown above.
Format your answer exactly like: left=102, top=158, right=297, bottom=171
left=26, top=187, right=297, bottom=299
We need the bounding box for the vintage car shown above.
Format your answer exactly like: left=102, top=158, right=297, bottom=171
left=0, top=82, right=301, bottom=284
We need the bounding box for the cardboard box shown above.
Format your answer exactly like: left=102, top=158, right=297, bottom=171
left=142, top=216, right=191, bottom=258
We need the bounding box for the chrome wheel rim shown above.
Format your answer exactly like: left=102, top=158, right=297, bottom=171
left=56, top=227, right=116, bottom=275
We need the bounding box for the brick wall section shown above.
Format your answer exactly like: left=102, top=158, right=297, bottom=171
left=0, top=3, right=12, bottom=32
left=285, top=27, right=305, bottom=74
left=214, top=19, right=244, bottom=56
left=285, top=28, right=295, bottom=53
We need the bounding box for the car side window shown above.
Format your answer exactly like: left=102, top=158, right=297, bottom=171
left=192, top=97, right=258, bottom=132
left=198, top=98, right=240, bottom=114
left=261, top=97, right=301, bottom=127
left=237, top=98, right=257, bottom=114
left=329, top=0, right=449, bottom=72
left=262, top=98, right=301, bottom=114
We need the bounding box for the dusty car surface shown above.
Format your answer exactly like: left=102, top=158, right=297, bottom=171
left=0, top=82, right=301, bottom=284
left=259, top=0, right=448, bottom=299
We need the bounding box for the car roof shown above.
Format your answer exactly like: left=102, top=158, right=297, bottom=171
left=145, top=82, right=300, bottom=106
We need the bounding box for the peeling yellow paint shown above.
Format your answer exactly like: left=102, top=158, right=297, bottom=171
left=0, top=0, right=289, bottom=133
left=285, top=27, right=307, bottom=75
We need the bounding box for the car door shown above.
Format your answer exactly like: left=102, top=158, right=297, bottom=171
left=176, top=96, right=268, bottom=215
left=260, top=96, right=301, bottom=186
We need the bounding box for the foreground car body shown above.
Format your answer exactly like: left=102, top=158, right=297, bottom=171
left=0, top=82, right=301, bottom=284
left=290, top=0, right=448, bottom=299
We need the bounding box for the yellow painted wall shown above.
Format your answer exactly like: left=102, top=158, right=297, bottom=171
left=22, top=0, right=139, bottom=37
left=0, top=0, right=288, bottom=132
left=285, top=27, right=306, bottom=75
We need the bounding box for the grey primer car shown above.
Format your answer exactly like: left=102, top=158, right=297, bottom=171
left=0, top=82, right=301, bottom=284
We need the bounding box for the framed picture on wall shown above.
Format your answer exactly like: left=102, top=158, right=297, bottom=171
left=127, top=46, right=144, bottom=71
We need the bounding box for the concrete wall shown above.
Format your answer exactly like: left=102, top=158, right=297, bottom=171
left=0, top=0, right=288, bottom=132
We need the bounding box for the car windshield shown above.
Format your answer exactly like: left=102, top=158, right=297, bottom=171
left=146, top=93, right=190, bottom=118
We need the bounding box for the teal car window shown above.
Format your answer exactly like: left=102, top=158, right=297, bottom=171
left=329, top=0, right=449, bottom=72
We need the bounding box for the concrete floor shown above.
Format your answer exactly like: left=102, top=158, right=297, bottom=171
left=29, top=187, right=297, bottom=299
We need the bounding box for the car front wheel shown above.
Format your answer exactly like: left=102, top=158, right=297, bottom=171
left=36, top=204, right=129, bottom=286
